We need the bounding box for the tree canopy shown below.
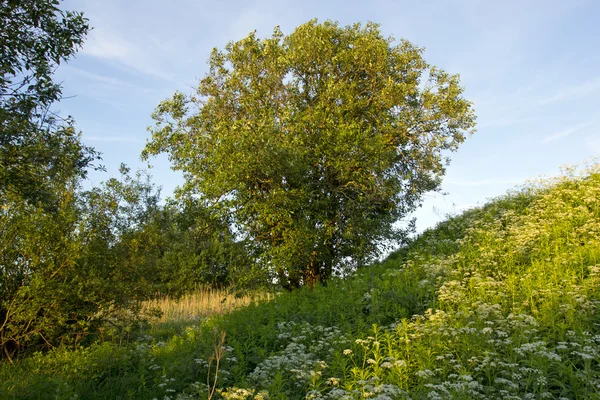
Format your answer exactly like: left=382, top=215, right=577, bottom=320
left=0, top=0, right=259, bottom=360
left=0, top=0, right=98, bottom=207
left=0, top=0, right=102, bottom=359
left=144, top=20, right=476, bottom=288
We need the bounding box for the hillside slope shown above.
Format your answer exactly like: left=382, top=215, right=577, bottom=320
left=2, top=164, right=599, bottom=399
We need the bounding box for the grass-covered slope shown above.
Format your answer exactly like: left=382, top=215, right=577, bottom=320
left=1, top=165, right=599, bottom=399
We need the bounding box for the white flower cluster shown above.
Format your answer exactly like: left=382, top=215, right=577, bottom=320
left=249, top=321, right=346, bottom=393
left=306, top=377, right=406, bottom=400
left=217, top=387, right=269, bottom=400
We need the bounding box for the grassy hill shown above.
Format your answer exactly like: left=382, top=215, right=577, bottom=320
left=1, top=164, right=599, bottom=399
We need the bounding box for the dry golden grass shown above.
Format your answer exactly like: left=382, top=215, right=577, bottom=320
left=144, top=287, right=274, bottom=323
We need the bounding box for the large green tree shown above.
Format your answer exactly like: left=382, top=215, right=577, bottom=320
left=144, top=20, right=476, bottom=288
left=0, top=0, right=98, bottom=207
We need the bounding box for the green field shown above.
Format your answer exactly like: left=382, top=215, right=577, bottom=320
left=2, top=164, right=599, bottom=399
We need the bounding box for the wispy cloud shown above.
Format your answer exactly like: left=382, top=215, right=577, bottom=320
left=64, top=65, right=155, bottom=93
left=539, top=78, right=600, bottom=105
left=82, top=30, right=133, bottom=62
left=542, top=122, right=592, bottom=144
left=80, top=28, right=183, bottom=86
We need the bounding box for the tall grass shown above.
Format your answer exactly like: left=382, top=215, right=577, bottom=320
left=1, top=163, right=599, bottom=400
left=144, top=288, right=275, bottom=323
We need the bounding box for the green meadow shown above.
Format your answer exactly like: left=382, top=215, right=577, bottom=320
left=2, top=164, right=599, bottom=399
left=3, top=2, right=599, bottom=399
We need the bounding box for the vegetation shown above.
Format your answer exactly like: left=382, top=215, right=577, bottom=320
left=1, top=0, right=254, bottom=359
left=0, top=160, right=256, bottom=359
left=0, top=0, right=99, bottom=207
left=143, top=20, right=476, bottom=288
left=0, top=0, right=102, bottom=359
left=2, top=2, right=597, bottom=399
left=1, top=164, right=599, bottom=399
left=142, top=287, right=274, bottom=324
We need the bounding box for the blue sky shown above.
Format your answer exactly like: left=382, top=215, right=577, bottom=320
left=56, top=0, right=600, bottom=232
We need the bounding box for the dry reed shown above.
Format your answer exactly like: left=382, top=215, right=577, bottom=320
left=143, top=287, right=273, bottom=323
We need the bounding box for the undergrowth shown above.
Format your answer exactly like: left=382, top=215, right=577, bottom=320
left=1, top=164, right=599, bottom=399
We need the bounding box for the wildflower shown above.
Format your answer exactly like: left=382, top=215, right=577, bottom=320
left=254, top=391, right=269, bottom=400
left=328, top=377, right=340, bottom=386
left=415, top=369, right=436, bottom=379
left=343, top=349, right=353, bottom=355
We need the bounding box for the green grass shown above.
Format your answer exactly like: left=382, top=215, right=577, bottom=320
left=1, top=164, right=600, bottom=399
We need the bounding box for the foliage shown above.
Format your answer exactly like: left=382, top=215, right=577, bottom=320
left=0, top=167, right=161, bottom=359
left=0, top=0, right=100, bottom=208
left=149, top=195, right=262, bottom=295
left=2, top=163, right=599, bottom=399
left=316, top=165, right=600, bottom=399
left=0, top=159, right=257, bottom=360
left=143, top=19, right=476, bottom=288
left=0, top=181, right=84, bottom=360
left=1, top=0, right=257, bottom=363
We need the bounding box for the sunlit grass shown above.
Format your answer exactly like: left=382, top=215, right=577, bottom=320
left=144, top=287, right=275, bottom=323
left=2, top=163, right=600, bottom=399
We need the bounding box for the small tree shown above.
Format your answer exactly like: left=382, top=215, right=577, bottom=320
left=0, top=0, right=99, bottom=207
left=0, top=0, right=105, bottom=359
left=144, top=20, right=476, bottom=288
left=0, top=167, right=163, bottom=359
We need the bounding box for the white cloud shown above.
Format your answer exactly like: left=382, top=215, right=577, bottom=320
left=82, top=30, right=133, bottom=61
left=73, top=0, right=270, bottom=90
left=64, top=65, right=155, bottom=93
left=82, top=31, right=173, bottom=82
left=539, top=78, right=600, bottom=105
left=542, top=122, right=592, bottom=144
